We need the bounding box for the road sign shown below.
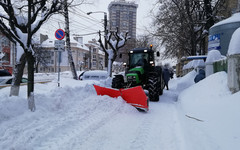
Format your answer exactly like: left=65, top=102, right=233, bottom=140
left=55, top=40, right=65, bottom=51
left=55, top=29, right=65, bottom=40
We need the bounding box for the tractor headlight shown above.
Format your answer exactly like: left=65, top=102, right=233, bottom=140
left=150, top=61, right=155, bottom=66
left=127, top=76, right=136, bottom=81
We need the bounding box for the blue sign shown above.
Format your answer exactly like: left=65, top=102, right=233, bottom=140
left=55, top=29, right=65, bottom=40
left=208, top=34, right=221, bottom=51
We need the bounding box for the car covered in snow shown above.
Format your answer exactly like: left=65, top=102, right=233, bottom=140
left=79, top=70, right=108, bottom=81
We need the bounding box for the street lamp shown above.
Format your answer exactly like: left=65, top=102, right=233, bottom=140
left=87, top=11, right=108, bottom=68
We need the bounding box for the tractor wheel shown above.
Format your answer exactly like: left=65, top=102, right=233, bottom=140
left=158, top=75, right=164, bottom=95
left=148, top=75, right=159, bottom=101
left=112, top=75, right=124, bottom=89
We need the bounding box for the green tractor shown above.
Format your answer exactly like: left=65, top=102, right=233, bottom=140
left=112, top=46, right=164, bottom=101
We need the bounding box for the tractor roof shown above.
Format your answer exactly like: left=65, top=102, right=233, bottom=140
left=128, top=47, right=153, bottom=53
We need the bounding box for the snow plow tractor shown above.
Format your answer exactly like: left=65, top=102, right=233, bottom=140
left=94, top=45, right=164, bottom=112
left=112, top=46, right=164, bottom=102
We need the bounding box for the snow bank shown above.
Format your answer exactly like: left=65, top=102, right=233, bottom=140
left=178, top=71, right=240, bottom=150
left=176, top=70, right=197, bottom=91
left=183, top=60, right=205, bottom=70
left=0, top=76, right=138, bottom=149
left=228, top=27, right=240, bottom=55
left=205, top=50, right=222, bottom=64
left=211, top=12, right=240, bottom=28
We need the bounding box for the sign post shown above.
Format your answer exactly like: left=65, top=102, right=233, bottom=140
left=54, top=29, right=65, bottom=87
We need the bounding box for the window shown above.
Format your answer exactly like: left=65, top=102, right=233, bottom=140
left=92, top=61, right=96, bottom=67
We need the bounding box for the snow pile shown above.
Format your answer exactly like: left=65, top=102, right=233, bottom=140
left=183, top=60, right=205, bottom=70
left=0, top=78, right=137, bottom=149
left=205, top=50, right=225, bottom=64
left=212, top=12, right=240, bottom=28
left=176, top=70, right=197, bottom=91
left=177, top=71, right=240, bottom=150
left=228, top=27, right=240, bottom=55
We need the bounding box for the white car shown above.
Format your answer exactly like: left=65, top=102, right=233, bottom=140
left=0, top=76, right=28, bottom=88
left=79, top=70, right=108, bottom=81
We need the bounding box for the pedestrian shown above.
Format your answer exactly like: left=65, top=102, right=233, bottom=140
left=194, top=69, right=205, bottom=83
left=162, top=64, right=171, bottom=90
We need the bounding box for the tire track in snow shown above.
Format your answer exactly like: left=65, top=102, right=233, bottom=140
left=129, top=114, right=152, bottom=150
left=128, top=90, right=185, bottom=150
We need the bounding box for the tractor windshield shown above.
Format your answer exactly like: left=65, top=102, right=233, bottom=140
left=129, top=53, right=149, bottom=68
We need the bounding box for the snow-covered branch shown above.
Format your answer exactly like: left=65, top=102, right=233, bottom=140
left=98, top=27, right=129, bottom=77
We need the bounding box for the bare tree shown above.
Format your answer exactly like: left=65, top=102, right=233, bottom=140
left=0, top=0, right=62, bottom=111
left=98, top=28, right=130, bottom=77
left=136, top=34, right=160, bottom=52
left=152, top=0, right=226, bottom=59
left=33, top=45, right=51, bottom=73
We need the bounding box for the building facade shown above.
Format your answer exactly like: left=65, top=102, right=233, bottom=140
left=85, top=39, right=105, bottom=70
left=40, top=37, right=105, bottom=73
left=108, top=0, right=138, bottom=62
left=0, top=32, right=15, bottom=74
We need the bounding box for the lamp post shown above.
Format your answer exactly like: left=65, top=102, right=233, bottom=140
left=87, top=11, right=108, bottom=68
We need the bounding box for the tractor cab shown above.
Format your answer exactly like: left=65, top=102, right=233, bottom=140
left=125, top=47, right=155, bottom=86
left=128, top=48, right=155, bottom=69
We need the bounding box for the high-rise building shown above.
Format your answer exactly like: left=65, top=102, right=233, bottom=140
left=108, top=0, right=138, bottom=62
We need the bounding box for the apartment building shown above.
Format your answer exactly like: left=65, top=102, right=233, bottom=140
left=0, top=32, right=15, bottom=74
left=108, top=0, right=138, bottom=62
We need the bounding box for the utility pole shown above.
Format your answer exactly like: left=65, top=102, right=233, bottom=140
left=87, top=11, right=108, bottom=68
left=104, top=12, right=108, bottom=68
left=63, top=0, right=78, bottom=80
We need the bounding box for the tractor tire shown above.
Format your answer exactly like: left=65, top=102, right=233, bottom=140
left=112, top=75, right=124, bottom=89
left=154, top=66, right=163, bottom=95
left=158, top=75, right=164, bottom=95
left=148, top=75, right=159, bottom=101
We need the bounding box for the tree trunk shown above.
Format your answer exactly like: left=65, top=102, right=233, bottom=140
left=107, top=58, right=113, bottom=77
left=63, top=0, right=78, bottom=80
left=10, top=54, right=26, bottom=96
left=27, top=51, right=36, bottom=111
left=204, top=0, right=215, bottom=30
left=185, top=0, right=197, bottom=55
left=27, top=51, right=34, bottom=98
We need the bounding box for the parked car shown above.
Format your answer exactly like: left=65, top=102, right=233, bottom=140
left=0, top=76, right=28, bottom=88
left=0, top=70, right=11, bottom=76
left=79, top=70, right=108, bottom=81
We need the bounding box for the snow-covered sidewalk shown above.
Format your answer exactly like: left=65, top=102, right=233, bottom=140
left=0, top=71, right=239, bottom=150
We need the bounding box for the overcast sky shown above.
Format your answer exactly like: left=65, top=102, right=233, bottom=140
left=41, top=0, right=157, bottom=43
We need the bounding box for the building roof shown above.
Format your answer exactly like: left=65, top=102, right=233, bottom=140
left=108, top=0, right=138, bottom=9
left=41, top=36, right=89, bottom=51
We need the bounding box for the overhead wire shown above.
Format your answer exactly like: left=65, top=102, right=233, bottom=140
left=68, top=7, right=104, bottom=29
left=39, top=3, right=106, bottom=39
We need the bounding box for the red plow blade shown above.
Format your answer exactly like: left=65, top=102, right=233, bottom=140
left=93, top=85, right=149, bottom=111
